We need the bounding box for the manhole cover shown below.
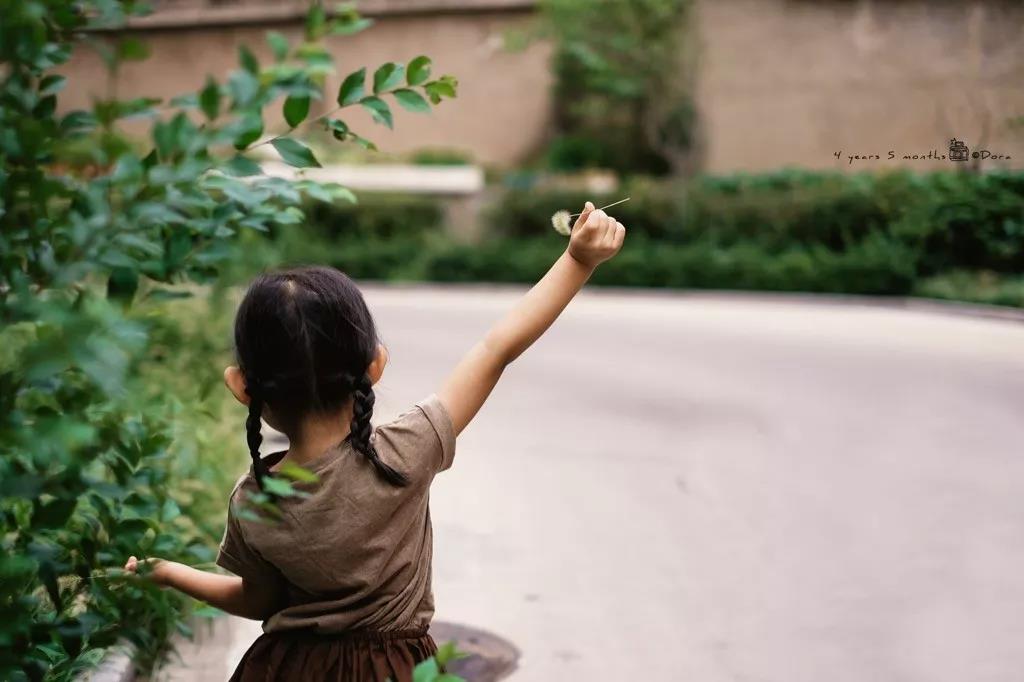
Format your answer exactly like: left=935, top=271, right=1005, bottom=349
left=428, top=622, right=519, bottom=681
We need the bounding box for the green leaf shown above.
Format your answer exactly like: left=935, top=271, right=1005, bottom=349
left=271, top=138, right=321, bottom=168
left=424, top=76, right=458, bottom=104
left=60, top=110, right=96, bottom=134
left=117, top=37, right=149, bottom=61
left=112, top=153, right=143, bottom=183
left=39, top=74, right=67, bottom=96
left=305, top=4, right=327, bottom=41
left=278, top=461, right=319, bottom=483
left=407, top=56, right=431, bottom=86
left=233, top=112, right=264, bottom=150
left=204, top=175, right=269, bottom=206
left=360, top=96, right=393, bottom=129
left=393, top=88, right=430, bottom=113
left=239, top=45, right=260, bottom=74
left=227, top=70, right=259, bottom=106
left=169, top=92, right=198, bottom=108
left=348, top=132, right=377, bottom=151
left=324, top=118, right=349, bottom=141
left=262, top=476, right=311, bottom=498
left=145, top=288, right=193, bottom=301
left=296, top=43, right=332, bottom=71
left=338, top=68, right=366, bottom=106
left=105, top=269, right=140, bottom=305
left=161, top=499, right=182, bottom=522
left=298, top=180, right=356, bottom=204
left=325, top=182, right=357, bottom=204
left=271, top=206, right=305, bottom=225
left=330, top=16, right=374, bottom=36
left=224, top=155, right=263, bottom=177
left=192, top=604, right=225, bottom=619
left=373, top=62, right=405, bottom=94
left=199, top=76, right=220, bottom=120
left=283, top=95, right=310, bottom=127
left=165, top=229, right=193, bottom=270
left=267, top=31, right=289, bottom=62
left=434, top=641, right=468, bottom=667
left=412, top=657, right=440, bottom=682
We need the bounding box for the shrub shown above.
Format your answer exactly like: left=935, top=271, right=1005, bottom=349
left=539, top=0, right=697, bottom=174
left=0, top=1, right=455, bottom=679
left=480, top=169, right=1024, bottom=297
left=283, top=169, right=1023, bottom=306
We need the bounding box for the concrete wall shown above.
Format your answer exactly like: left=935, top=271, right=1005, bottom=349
left=59, top=0, right=1024, bottom=172
left=695, top=0, right=1024, bottom=172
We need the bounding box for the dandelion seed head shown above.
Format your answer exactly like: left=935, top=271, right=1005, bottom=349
left=551, top=210, right=572, bottom=236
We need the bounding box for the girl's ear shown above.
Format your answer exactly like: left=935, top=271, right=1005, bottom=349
left=367, top=344, right=388, bottom=386
left=223, top=366, right=251, bottom=405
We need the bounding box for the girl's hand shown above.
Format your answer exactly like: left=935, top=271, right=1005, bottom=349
left=567, top=202, right=626, bottom=269
left=124, top=555, right=171, bottom=586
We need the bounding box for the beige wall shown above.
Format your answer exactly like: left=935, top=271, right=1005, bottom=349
left=695, top=0, right=1024, bottom=173
left=60, top=5, right=552, bottom=166
left=60, top=0, right=1024, bottom=172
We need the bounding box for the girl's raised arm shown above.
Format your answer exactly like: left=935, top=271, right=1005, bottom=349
left=437, top=202, right=625, bottom=435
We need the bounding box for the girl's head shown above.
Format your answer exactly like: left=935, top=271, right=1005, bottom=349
left=225, top=266, right=407, bottom=487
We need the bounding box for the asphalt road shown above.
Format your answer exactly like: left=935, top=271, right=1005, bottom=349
left=159, top=286, right=1024, bottom=682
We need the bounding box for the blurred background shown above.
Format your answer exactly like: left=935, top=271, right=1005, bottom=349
left=3, top=1, right=1024, bottom=681
left=57, top=0, right=1024, bottom=305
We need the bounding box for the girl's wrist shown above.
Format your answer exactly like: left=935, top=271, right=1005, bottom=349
left=147, top=558, right=176, bottom=586
left=564, top=247, right=598, bottom=273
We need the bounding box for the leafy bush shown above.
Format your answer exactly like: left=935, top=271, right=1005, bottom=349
left=481, top=169, right=1024, bottom=295
left=0, top=1, right=456, bottom=679
left=237, top=194, right=443, bottom=280
left=538, top=0, right=696, bottom=174
left=278, top=169, right=1024, bottom=306
left=409, top=148, right=474, bottom=166
left=916, top=271, right=1024, bottom=308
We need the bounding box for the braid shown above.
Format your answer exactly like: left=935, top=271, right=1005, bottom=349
left=245, top=388, right=269, bottom=490
left=350, top=373, right=408, bottom=486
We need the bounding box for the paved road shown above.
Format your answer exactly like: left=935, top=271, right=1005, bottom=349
left=159, top=286, right=1024, bottom=682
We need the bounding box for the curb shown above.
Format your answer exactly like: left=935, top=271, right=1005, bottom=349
left=77, top=642, right=136, bottom=682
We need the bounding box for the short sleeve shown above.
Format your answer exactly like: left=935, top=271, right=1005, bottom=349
left=374, top=394, right=457, bottom=477
left=415, top=394, right=456, bottom=472
left=216, top=485, right=282, bottom=586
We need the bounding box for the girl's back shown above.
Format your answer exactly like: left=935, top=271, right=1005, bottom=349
left=219, top=395, right=455, bottom=634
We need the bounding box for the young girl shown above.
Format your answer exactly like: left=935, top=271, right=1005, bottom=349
left=125, top=202, right=624, bottom=681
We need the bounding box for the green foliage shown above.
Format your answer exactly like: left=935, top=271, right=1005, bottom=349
left=539, top=0, right=695, bottom=174
left=0, top=1, right=455, bottom=679
left=267, top=170, right=1024, bottom=306
left=916, top=271, right=1024, bottom=308
left=409, top=148, right=474, bottom=166
left=488, top=169, right=1024, bottom=279
left=408, top=641, right=468, bottom=682
left=239, top=193, right=444, bottom=280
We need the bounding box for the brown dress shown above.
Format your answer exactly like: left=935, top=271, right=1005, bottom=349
left=217, top=395, right=456, bottom=682
left=228, top=628, right=436, bottom=682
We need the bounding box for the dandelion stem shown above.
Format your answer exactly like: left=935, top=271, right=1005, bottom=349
left=570, top=196, right=631, bottom=218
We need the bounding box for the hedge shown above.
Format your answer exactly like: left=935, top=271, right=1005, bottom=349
left=256, top=169, right=1024, bottom=306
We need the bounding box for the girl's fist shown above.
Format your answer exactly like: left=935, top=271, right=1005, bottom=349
left=124, top=555, right=170, bottom=585
left=568, top=202, right=626, bottom=268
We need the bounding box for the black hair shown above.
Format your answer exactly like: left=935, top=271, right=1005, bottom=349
left=233, top=266, right=407, bottom=488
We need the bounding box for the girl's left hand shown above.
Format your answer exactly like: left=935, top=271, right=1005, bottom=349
left=124, top=555, right=171, bottom=586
